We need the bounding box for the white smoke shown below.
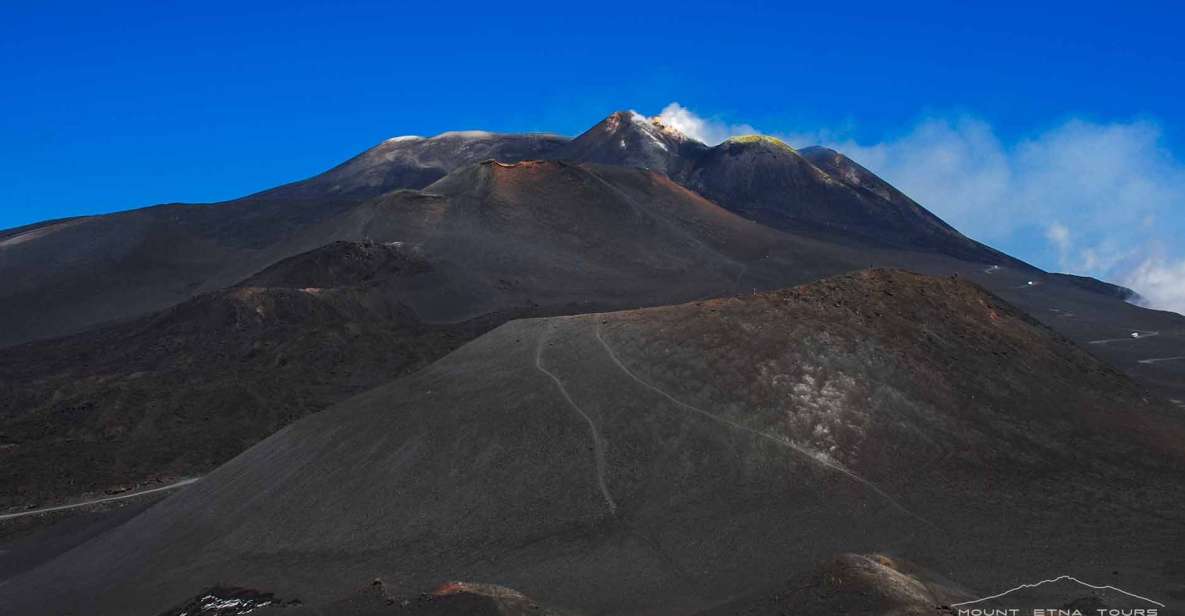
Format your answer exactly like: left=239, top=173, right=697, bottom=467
left=654, top=102, right=758, bottom=145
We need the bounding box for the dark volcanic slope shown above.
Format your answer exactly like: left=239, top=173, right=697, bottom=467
left=0, top=112, right=1104, bottom=349
left=0, top=241, right=499, bottom=509
left=684, top=137, right=1023, bottom=266
left=331, top=159, right=854, bottom=321
left=4, top=112, right=1181, bottom=537
left=557, top=114, right=1028, bottom=268
left=237, top=239, right=433, bottom=288
left=799, top=145, right=940, bottom=219
left=0, top=162, right=869, bottom=507
left=5, top=151, right=1180, bottom=517
left=5, top=270, right=1181, bottom=616
left=254, top=131, right=568, bottom=201
left=0, top=133, right=567, bottom=348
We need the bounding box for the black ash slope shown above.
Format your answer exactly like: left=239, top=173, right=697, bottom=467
left=4, top=270, right=1182, bottom=616
left=4, top=110, right=1183, bottom=545
left=0, top=132, right=567, bottom=348
left=0, top=160, right=873, bottom=507
left=5, top=118, right=1183, bottom=513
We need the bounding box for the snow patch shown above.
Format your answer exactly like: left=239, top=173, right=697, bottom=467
left=434, top=130, right=496, bottom=139
left=384, top=135, right=424, bottom=143
left=632, top=115, right=670, bottom=151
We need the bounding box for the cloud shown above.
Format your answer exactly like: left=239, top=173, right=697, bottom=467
left=1045, top=222, right=1072, bottom=263
left=652, top=103, right=1185, bottom=314
left=1122, top=256, right=1185, bottom=315
left=654, top=103, right=758, bottom=145
left=826, top=119, right=1185, bottom=312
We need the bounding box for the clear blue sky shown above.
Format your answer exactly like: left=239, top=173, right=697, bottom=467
left=2, top=1, right=1183, bottom=308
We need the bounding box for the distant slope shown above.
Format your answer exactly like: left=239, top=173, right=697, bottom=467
left=335, top=160, right=854, bottom=321
left=1046, top=271, right=1138, bottom=301
left=5, top=270, right=1181, bottom=615
left=253, top=131, right=568, bottom=201
left=797, top=145, right=1031, bottom=266
left=0, top=242, right=499, bottom=509
left=686, top=137, right=902, bottom=238
left=6, top=157, right=1181, bottom=510
left=237, top=239, right=433, bottom=288
left=0, top=112, right=1120, bottom=349
left=798, top=145, right=944, bottom=220
left=0, top=133, right=567, bottom=348
left=557, top=113, right=1029, bottom=268
left=0, top=162, right=871, bottom=507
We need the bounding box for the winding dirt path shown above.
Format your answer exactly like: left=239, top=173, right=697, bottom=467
left=534, top=322, right=618, bottom=516
left=0, top=478, right=200, bottom=522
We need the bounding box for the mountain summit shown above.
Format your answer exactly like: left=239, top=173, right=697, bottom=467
left=556, top=113, right=1025, bottom=267
left=558, top=110, right=709, bottom=177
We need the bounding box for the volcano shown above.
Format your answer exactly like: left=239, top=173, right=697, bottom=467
left=1, top=110, right=1183, bottom=615
left=4, top=111, right=1183, bottom=512
left=0, top=159, right=868, bottom=507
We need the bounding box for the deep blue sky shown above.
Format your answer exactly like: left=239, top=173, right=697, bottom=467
left=2, top=0, right=1182, bottom=232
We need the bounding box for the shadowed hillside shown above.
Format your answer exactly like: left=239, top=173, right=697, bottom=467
left=4, top=117, right=1182, bottom=522
left=0, top=162, right=874, bottom=507
left=4, top=270, right=1180, bottom=615
left=0, top=241, right=503, bottom=509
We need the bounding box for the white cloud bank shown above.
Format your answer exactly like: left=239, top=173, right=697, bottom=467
left=1125, top=257, right=1185, bottom=315
left=653, top=103, right=1185, bottom=315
